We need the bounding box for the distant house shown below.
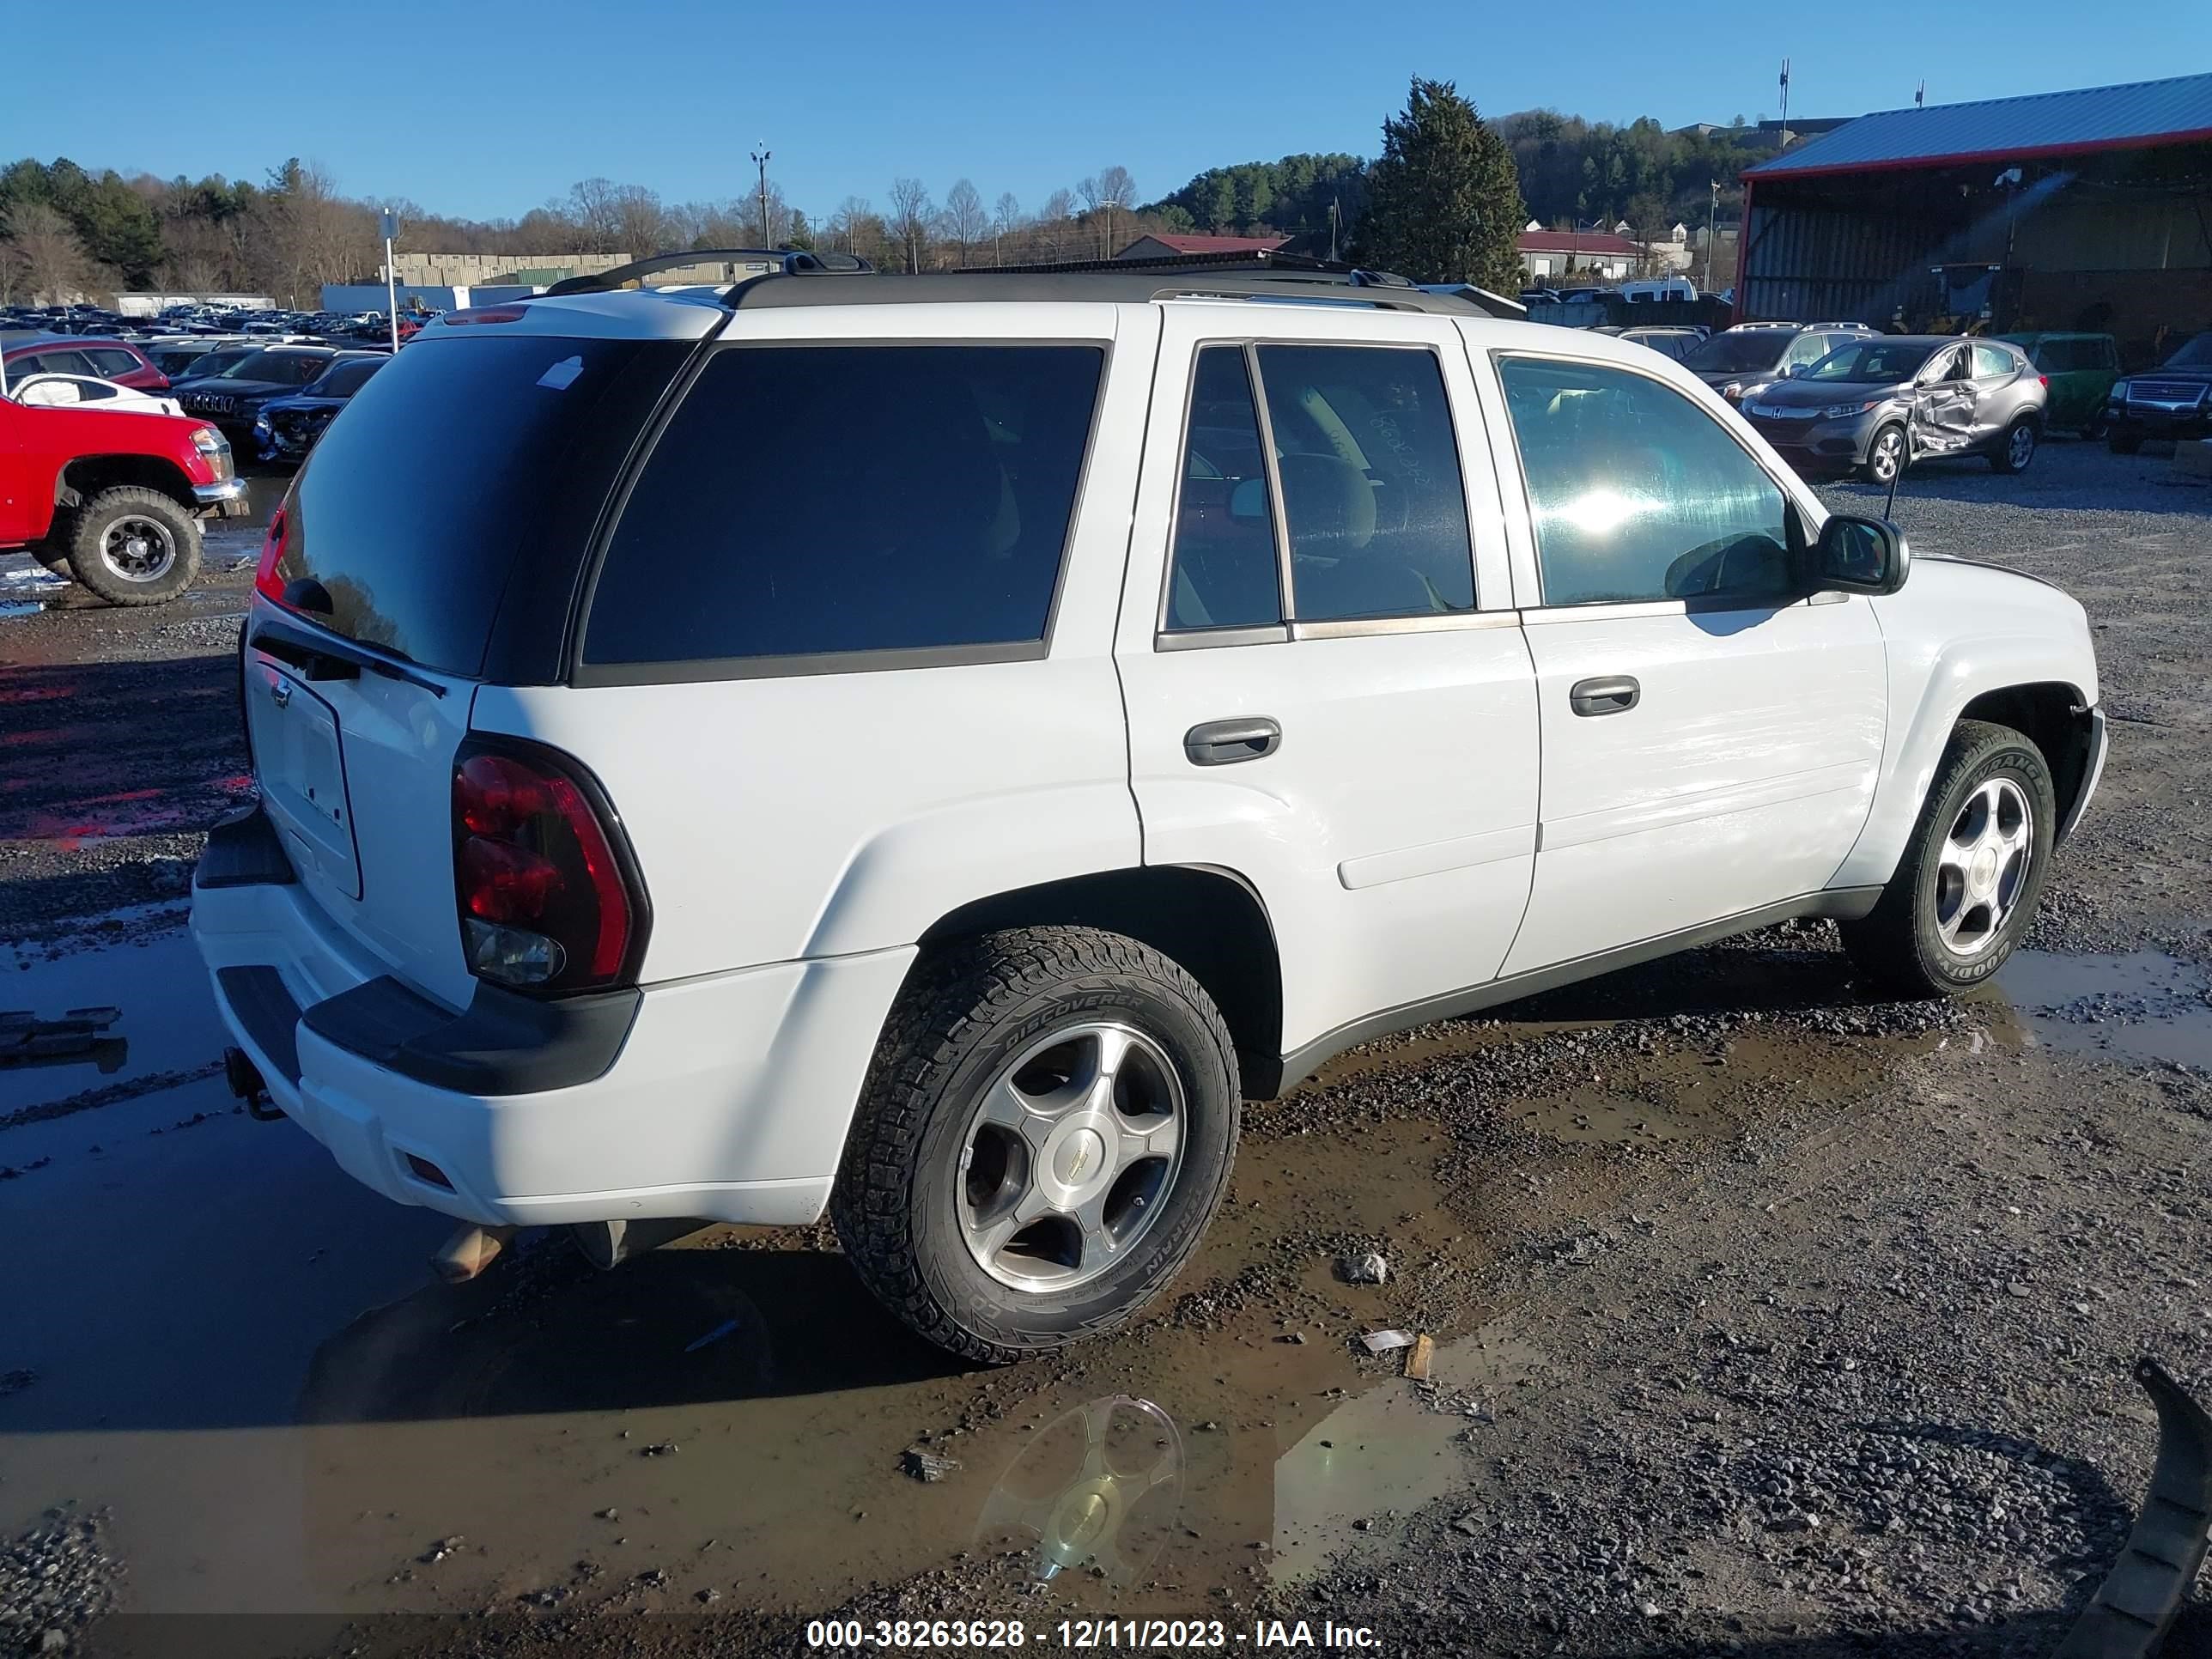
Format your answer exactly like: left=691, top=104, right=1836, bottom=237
left=1116, top=233, right=1291, bottom=262
left=1516, top=228, right=1644, bottom=282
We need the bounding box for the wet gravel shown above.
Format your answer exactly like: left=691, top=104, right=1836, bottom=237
left=0, top=1506, right=120, bottom=1653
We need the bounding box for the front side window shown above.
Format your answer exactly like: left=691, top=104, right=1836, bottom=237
left=586, top=343, right=1104, bottom=668
left=1257, top=344, right=1475, bottom=622
left=1498, top=356, right=1796, bottom=608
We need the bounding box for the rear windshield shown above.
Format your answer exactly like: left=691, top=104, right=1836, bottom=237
left=1682, top=331, right=1789, bottom=374
left=582, top=343, right=1105, bottom=673
left=273, top=333, right=690, bottom=677
left=305, top=357, right=383, bottom=397
left=217, top=349, right=329, bottom=384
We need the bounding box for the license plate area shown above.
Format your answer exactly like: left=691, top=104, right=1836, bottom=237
left=250, top=663, right=362, bottom=899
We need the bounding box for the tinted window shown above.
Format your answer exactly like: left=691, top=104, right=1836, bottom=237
left=33, top=349, right=95, bottom=377
left=1781, top=330, right=1832, bottom=368
left=1972, top=343, right=2018, bottom=380
left=307, top=358, right=384, bottom=398
left=274, top=334, right=690, bottom=676
left=586, top=344, right=1103, bottom=668
left=86, top=347, right=143, bottom=375
left=2166, top=332, right=2212, bottom=368
left=1257, top=345, right=1474, bottom=621
left=1682, top=331, right=1790, bottom=374
left=1499, top=356, right=1796, bottom=607
left=220, top=349, right=327, bottom=384
left=1165, top=347, right=1281, bottom=631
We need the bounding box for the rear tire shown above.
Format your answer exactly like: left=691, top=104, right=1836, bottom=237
left=64, top=486, right=202, bottom=606
left=1840, top=720, right=2056, bottom=998
left=1990, top=417, right=2038, bottom=474
left=832, top=927, right=1240, bottom=1364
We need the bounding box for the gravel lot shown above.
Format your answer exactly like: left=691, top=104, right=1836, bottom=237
left=1, top=438, right=2209, bottom=1658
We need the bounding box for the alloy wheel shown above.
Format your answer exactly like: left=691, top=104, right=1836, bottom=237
left=1934, top=777, right=2033, bottom=957
left=100, top=514, right=179, bottom=583
left=956, top=1022, right=1186, bottom=1291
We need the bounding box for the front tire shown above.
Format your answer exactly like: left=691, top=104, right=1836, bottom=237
left=1840, top=720, right=2056, bottom=998
left=1858, top=422, right=1906, bottom=486
left=64, top=486, right=202, bottom=606
left=833, top=927, right=1241, bottom=1364
left=1990, top=417, right=2038, bottom=474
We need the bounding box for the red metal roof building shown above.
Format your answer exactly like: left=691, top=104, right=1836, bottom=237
left=1735, top=71, right=2212, bottom=356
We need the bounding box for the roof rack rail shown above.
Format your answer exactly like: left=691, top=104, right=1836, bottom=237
left=544, top=247, right=871, bottom=296
left=714, top=250, right=1523, bottom=317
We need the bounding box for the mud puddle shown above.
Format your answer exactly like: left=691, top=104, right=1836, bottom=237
left=1, top=915, right=227, bottom=1134
left=0, top=927, right=2007, bottom=1627
left=1998, top=948, right=2212, bottom=1068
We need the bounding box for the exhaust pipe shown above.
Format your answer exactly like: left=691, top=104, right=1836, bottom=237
left=569, top=1217, right=708, bottom=1271
left=430, top=1224, right=516, bottom=1284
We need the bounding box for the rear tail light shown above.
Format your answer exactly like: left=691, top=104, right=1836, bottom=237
left=254, top=506, right=290, bottom=604
left=451, top=738, right=647, bottom=994
left=2038, top=375, right=2050, bottom=389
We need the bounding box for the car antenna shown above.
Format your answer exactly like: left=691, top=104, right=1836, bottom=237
left=1883, top=422, right=1912, bottom=518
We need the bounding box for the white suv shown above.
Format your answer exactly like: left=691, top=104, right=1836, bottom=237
left=191, top=254, right=2106, bottom=1363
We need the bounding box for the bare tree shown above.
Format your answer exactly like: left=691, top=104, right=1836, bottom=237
left=610, top=185, right=669, bottom=257
left=943, top=179, right=987, bottom=266
left=562, top=178, right=628, bottom=252
left=888, top=177, right=934, bottom=273
left=993, top=192, right=1021, bottom=265
left=1096, top=165, right=1137, bottom=210
left=830, top=196, right=874, bottom=257
left=1039, top=188, right=1077, bottom=263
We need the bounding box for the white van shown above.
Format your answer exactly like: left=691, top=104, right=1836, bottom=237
left=1620, top=277, right=1698, bottom=303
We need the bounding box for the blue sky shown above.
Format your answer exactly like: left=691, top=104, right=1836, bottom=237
left=7, top=1, right=2207, bottom=222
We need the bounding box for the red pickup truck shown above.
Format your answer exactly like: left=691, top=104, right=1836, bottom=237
left=1, top=384, right=248, bottom=605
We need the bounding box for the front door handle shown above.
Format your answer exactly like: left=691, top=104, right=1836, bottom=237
left=1569, top=675, right=1640, bottom=717
left=1184, top=717, right=1281, bottom=766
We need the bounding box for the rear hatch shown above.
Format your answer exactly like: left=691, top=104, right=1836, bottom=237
left=245, top=314, right=704, bottom=1009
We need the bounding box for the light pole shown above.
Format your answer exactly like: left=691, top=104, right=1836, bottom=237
left=380, top=207, right=400, bottom=351
left=751, top=146, right=772, bottom=246
left=1704, top=179, right=1719, bottom=295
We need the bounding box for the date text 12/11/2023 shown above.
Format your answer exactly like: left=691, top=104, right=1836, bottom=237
left=805, top=1619, right=1383, bottom=1650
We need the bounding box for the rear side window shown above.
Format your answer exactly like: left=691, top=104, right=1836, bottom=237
left=1165, top=347, right=1281, bottom=631
left=584, top=344, right=1104, bottom=672
left=1972, top=343, right=2018, bottom=380
left=86, top=347, right=143, bottom=376
left=1257, top=344, right=1474, bottom=621
left=275, top=334, right=690, bottom=677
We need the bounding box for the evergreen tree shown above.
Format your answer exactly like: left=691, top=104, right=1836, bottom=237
left=1351, top=78, right=1526, bottom=290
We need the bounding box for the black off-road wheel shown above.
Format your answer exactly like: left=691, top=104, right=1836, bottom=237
left=64, top=486, right=203, bottom=606
left=832, top=927, right=1241, bottom=1364
left=1840, top=720, right=2057, bottom=998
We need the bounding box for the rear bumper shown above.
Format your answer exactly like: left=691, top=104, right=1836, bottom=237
left=191, top=805, right=913, bottom=1230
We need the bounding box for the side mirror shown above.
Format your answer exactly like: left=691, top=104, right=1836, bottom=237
left=1778, top=363, right=1798, bottom=378
left=1815, top=514, right=1910, bottom=595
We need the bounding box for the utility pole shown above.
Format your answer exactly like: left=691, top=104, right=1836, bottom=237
left=1328, top=198, right=1340, bottom=263
left=751, top=145, right=772, bottom=246
left=1704, top=179, right=1718, bottom=295
left=1916, top=80, right=1926, bottom=108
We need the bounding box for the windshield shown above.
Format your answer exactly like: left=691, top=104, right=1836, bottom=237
left=304, top=358, right=384, bottom=398
left=2164, top=331, right=2212, bottom=368
left=1800, top=341, right=1937, bottom=384
left=218, top=349, right=328, bottom=384
left=1682, top=331, right=1789, bottom=374
left=182, top=349, right=252, bottom=380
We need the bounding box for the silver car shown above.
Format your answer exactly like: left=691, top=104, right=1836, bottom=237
left=1738, top=336, right=2048, bottom=483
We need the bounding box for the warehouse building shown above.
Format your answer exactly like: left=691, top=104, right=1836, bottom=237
left=1737, top=72, right=2212, bottom=363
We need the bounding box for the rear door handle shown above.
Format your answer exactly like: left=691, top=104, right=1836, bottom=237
left=1569, top=675, right=1640, bottom=717
left=1184, top=717, right=1281, bottom=766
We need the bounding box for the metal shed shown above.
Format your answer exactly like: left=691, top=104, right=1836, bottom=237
left=1738, top=73, right=2212, bottom=363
